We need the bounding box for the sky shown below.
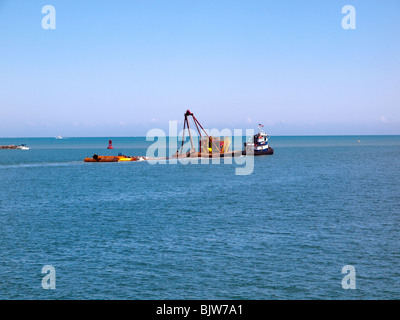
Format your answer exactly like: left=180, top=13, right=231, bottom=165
left=0, top=0, right=399, bottom=137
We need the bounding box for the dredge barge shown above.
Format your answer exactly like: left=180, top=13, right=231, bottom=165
left=84, top=110, right=273, bottom=162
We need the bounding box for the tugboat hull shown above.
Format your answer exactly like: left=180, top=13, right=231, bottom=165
left=254, top=148, right=274, bottom=156
left=242, top=148, right=274, bottom=156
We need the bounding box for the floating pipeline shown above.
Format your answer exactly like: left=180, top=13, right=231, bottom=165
left=84, top=150, right=247, bottom=163
left=84, top=154, right=144, bottom=162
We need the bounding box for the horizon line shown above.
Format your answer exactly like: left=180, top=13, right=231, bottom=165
left=1, top=134, right=400, bottom=139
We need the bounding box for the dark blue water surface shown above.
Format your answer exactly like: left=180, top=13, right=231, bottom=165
left=0, top=136, right=399, bottom=299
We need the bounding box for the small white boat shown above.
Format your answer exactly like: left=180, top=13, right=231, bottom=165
left=56, top=136, right=63, bottom=140
left=17, top=144, right=30, bottom=150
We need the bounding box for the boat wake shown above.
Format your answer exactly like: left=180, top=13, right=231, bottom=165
left=0, top=161, right=82, bottom=170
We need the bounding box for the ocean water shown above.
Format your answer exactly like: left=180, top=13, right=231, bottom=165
left=0, top=136, right=399, bottom=300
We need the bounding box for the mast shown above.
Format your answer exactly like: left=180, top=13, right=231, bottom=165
left=177, top=109, right=220, bottom=156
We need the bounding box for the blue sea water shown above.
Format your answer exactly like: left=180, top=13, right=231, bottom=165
left=0, top=136, right=399, bottom=300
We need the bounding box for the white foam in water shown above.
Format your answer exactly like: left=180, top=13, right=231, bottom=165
left=0, top=161, right=82, bottom=170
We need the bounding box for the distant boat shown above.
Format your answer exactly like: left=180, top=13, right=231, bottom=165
left=56, top=136, right=63, bottom=140
left=1, top=144, right=29, bottom=150
left=16, top=144, right=30, bottom=150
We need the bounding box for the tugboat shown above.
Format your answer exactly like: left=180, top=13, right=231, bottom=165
left=243, top=125, right=274, bottom=156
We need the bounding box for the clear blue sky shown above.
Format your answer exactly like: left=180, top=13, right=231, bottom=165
left=0, top=0, right=399, bottom=137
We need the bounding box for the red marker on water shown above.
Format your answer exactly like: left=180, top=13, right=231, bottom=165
left=107, top=140, right=113, bottom=149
